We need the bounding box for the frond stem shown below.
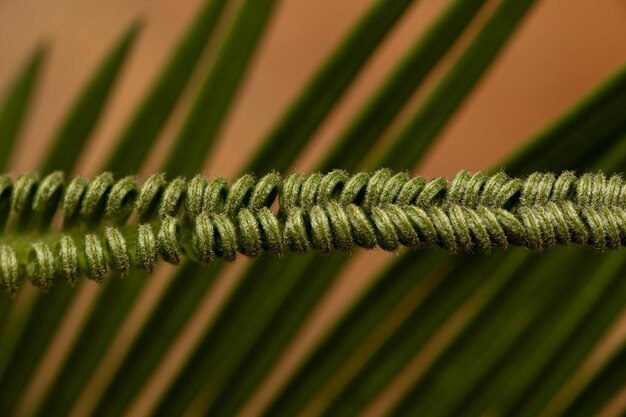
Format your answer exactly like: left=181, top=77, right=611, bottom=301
left=0, top=169, right=623, bottom=294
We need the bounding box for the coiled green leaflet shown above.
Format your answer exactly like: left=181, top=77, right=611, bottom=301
left=0, top=169, right=625, bottom=294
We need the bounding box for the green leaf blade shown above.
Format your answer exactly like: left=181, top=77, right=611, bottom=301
left=378, top=0, right=538, bottom=170
left=105, top=0, right=229, bottom=174
left=319, top=0, right=487, bottom=172
left=41, top=22, right=141, bottom=173
left=257, top=253, right=447, bottom=417
left=163, top=0, right=278, bottom=177
left=501, top=64, right=626, bottom=174
left=0, top=45, right=47, bottom=171
left=244, top=0, right=416, bottom=174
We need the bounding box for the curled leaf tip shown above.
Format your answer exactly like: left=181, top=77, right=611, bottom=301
left=0, top=169, right=625, bottom=294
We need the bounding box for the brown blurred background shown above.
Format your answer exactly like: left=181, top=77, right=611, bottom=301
left=1, top=0, right=626, bottom=178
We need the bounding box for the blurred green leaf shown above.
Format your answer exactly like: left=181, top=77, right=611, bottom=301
left=504, top=254, right=626, bottom=417
left=319, top=0, right=486, bottom=172
left=26, top=1, right=251, bottom=415
left=379, top=0, right=537, bottom=170
left=326, top=251, right=540, bottom=417
left=411, top=77, right=626, bottom=417
left=564, top=307, right=626, bottom=416
left=40, top=22, right=141, bottom=173
left=163, top=0, right=278, bottom=176
left=503, top=65, right=626, bottom=175
left=245, top=0, right=416, bottom=174
left=0, top=45, right=47, bottom=171
left=105, top=0, right=229, bottom=174
left=390, top=249, right=601, bottom=416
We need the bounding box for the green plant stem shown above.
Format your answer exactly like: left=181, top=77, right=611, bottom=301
left=6, top=167, right=626, bottom=290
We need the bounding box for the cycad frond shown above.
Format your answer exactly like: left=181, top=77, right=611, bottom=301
left=1, top=1, right=626, bottom=417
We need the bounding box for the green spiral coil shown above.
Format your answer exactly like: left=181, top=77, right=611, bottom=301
left=0, top=169, right=624, bottom=294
